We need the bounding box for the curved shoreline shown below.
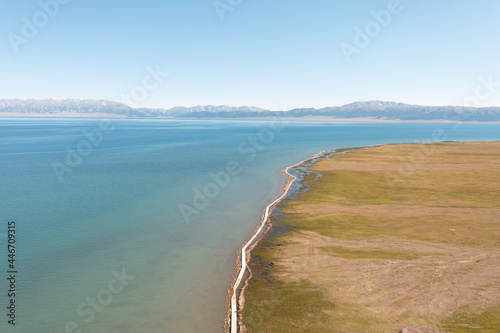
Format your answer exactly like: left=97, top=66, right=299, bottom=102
left=229, top=149, right=333, bottom=333
left=230, top=141, right=500, bottom=333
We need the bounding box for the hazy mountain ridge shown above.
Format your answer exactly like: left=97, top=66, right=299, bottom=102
left=166, top=105, right=267, bottom=113
left=0, top=99, right=266, bottom=117
left=183, top=101, right=500, bottom=122
left=1, top=99, right=499, bottom=122
left=0, top=98, right=137, bottom=116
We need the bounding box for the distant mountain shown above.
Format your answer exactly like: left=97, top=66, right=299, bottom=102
left=184, top=101, right=500, bottom=122
left=167, top=105, right=267, bottom=113
left=0, top=99, right=266, bottom=117
left=1, top=99, right=499, bottom=122
left=0, top=99, right=141, bottom=116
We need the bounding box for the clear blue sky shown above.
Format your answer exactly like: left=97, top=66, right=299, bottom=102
left=1, top=0, right=499, bottom=109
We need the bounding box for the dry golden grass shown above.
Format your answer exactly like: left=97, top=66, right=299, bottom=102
left=242, top=141, right=500, bottom=333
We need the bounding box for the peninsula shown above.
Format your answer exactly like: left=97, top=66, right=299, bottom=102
left=240, top=141, right=500, bottom=332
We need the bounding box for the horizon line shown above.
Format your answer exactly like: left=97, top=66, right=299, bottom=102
left=1, top=98, right=500, bottom=110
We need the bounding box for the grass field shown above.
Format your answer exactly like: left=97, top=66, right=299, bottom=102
left=241, top=141, right=500, bottom=333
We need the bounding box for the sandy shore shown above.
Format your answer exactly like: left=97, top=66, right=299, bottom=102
left=227, top=149, right=334, bottom=333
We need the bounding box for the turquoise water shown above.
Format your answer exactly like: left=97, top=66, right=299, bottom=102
left=0, top=118, right=499, bottom=333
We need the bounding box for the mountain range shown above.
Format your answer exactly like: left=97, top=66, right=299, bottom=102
left=1, top=99, right=499, bottom=122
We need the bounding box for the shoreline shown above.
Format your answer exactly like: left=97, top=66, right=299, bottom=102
left=227, top=149, right=334, bottom=333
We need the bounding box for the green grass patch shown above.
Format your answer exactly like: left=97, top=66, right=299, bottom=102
left=296, top=170, right=406, bottom=205
left=242, top=279, right=337, bottom=333
left=321, top=245, right=423, bottom=260
left=278, top=214, right=381, bottom=240
left=442, top=306, right=500, bottom=332
left=294, top=167, right=500, bottom=209
left=276, top=213, right=500, bottom=247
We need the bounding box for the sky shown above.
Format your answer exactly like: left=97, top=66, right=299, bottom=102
left=0, top=0, right=499, bottom=110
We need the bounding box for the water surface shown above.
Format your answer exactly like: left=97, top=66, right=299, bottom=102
left=1, top=118, right=499, bottom=332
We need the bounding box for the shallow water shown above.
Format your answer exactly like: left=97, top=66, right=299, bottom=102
left=0, top=118, right=499, bottom=332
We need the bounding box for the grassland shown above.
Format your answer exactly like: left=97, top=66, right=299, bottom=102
left=241, top=141, right=500, bottom=333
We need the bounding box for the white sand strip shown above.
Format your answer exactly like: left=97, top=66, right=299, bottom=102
left=230, top=150, right=331, bottom=333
